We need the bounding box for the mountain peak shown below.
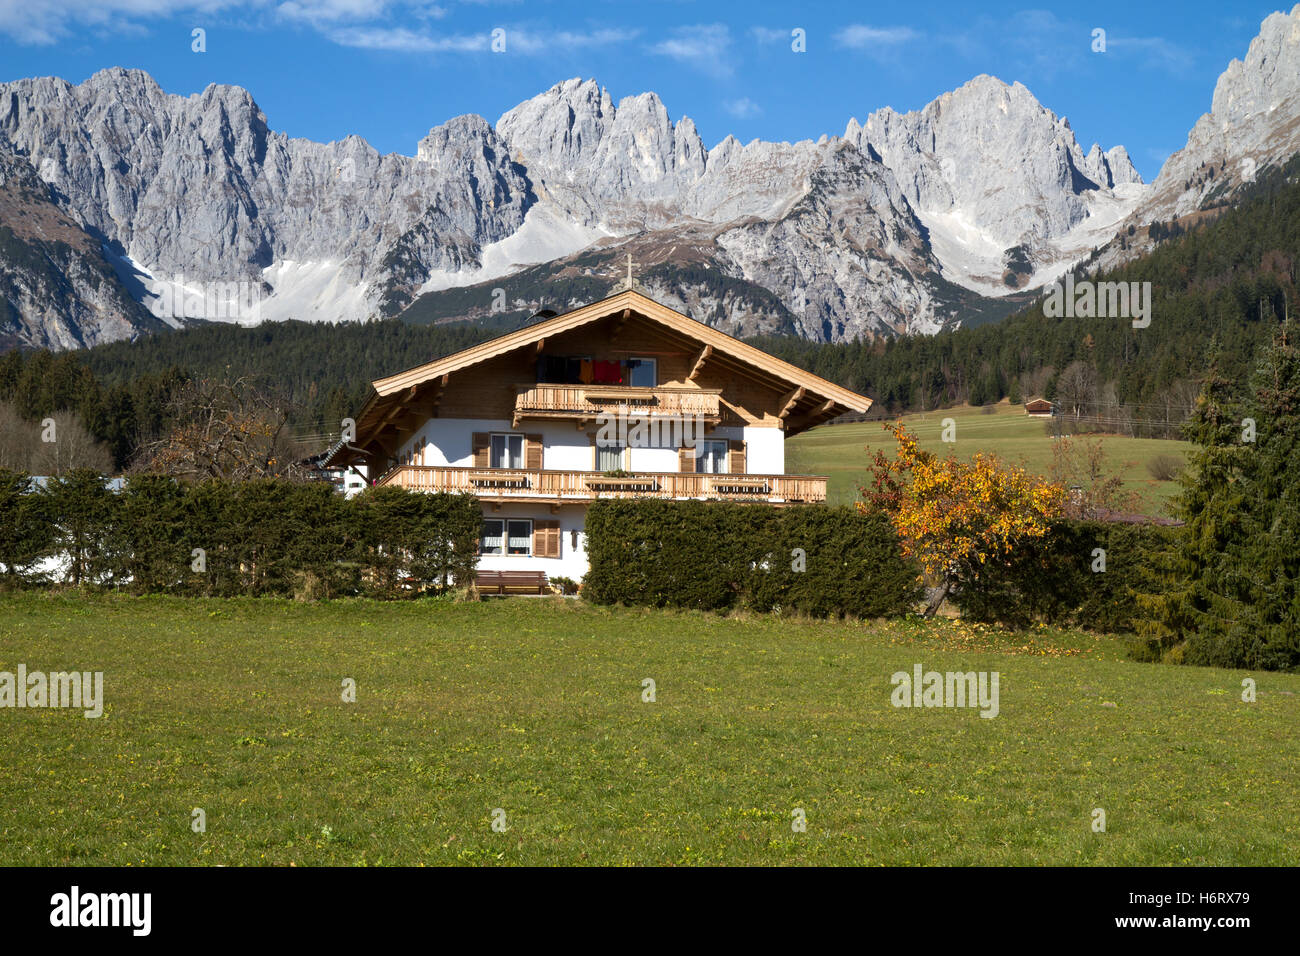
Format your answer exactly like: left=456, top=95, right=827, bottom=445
left=1143, top=2, right=1300, bottom=218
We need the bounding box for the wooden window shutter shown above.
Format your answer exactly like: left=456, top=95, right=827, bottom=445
left=472, top=432, right=490, bottom=468
left=679, top=445, right=696, bottom=473
left=533, top=519, right=561, bottom=558
left=728, top=439, right=746, bottom=474
left=525, top=434, right=544, bottom=470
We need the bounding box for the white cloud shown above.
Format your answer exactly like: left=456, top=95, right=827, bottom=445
left=0, top=0, right=258, bottom=45
left=329, top=25, right=637, bottom=55
left=724, top=96, right=761, bottom=118
left=1106, top=34, right=1193, bottom=74
left=835, top=24, right=918, bottom=49
left=0, top=0, right=637, bottom=57
left=650, top=23, right=733, bottom=77
left=326, top=25, right=485, bottom=52
left=749, top=26, right=787, bottom=45
left=276, top=0, right=387, bottom=24
left=505, top=27, right=638, bottom=55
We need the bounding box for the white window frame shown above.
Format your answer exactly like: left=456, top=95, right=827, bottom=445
left=506, top=518, right=533, bottom=555
left=481, top=517, right=533, bottom=556
left=696, top=439, right=728, bottom=474
left=490, top=432, right=525, bottom=469
left=481, top=518, right=505, bottom=555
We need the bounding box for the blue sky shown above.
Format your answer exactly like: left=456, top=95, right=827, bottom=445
left=0, top=1, right=1287, bottom=181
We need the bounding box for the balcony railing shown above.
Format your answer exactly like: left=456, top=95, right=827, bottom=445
left=513, top=383, right=723, bottom=425
left=377, top=466, right=827, bottom=503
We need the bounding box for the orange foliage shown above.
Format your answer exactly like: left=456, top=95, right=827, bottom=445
left=859, top=421, right=1064, bottom=583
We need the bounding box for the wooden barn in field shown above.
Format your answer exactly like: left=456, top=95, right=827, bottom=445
left=1023, top=398, right=1055, bottom=417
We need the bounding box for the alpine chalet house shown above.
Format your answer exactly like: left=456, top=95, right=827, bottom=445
left=325, top=287, right=871, bottom=583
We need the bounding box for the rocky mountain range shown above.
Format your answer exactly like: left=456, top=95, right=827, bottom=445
left=1, top=4, right=1298, bottom=350
left=1095, top=3, right=1300, bottom=272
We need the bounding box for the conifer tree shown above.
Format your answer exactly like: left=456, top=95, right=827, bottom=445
left=1153, top=329, right=1300, bottom=669
left=1208, top=322, right=1300, bottom=669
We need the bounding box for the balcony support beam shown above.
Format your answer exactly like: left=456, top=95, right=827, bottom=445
left=778, top=386, right=806, bottom=420
left=785, top=399, right=836, bottom=433
left=430, top=374, right=449, bottom=418
left=610, top=308, right=632, bottom=342
left=689, top=345, right=712, bottom=381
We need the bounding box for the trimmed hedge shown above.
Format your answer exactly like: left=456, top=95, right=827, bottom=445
left=582, top=499, right=922, bottom=618
left=950, top=520, right=1181, bottom=632
left=0, top=468, right=480, bottom=598
left=0, top=470, right=54, bottom=587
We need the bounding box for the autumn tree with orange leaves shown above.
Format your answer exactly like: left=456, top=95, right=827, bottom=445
left=859, top=421, right=1064, bottom=615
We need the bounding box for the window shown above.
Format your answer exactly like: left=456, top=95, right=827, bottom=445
left=480, top=518, right=533, bottom=556
left=596, top=442, right=624, bottom=472
left=481, top=519, right=504, bottom=555
left=627, top=357, right=656, bottom=388
left=506, top=519, right=532, bottom=555
left=696, top=440, right=728, bottom=474
left=490, top=433, right=524, bottom=469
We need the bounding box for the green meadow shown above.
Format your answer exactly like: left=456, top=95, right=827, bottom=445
left=2, top=593, right=1295, bottom=866
left=786, top=402, right=1192, bottom=515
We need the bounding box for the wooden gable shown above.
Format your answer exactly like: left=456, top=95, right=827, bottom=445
left=327, top=290, right=871, bottom=468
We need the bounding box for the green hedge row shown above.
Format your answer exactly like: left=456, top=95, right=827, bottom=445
left=582, top=501, right=1180, bottom=632
left=0, top=469, right=480, bottom=599
left=582, top=499, right=923, bottom=618
left=950, top=520, right=1181, bottom=633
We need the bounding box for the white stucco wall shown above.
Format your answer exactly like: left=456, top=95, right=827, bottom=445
left=744, top=426, right=784, bottom=474
left=626, top=445, right=680, bottom=472
left=402, top=419, right=596, bottom=470
left=400, top=417, right=787, bottom=476
left=476, top=502, right=590, bottom=580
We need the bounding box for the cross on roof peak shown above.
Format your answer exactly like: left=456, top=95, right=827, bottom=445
left=612, top=252, right=641, bottom=294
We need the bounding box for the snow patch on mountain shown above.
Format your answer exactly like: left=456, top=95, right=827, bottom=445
left=258, top=260, right=374, bottom=325
left=418, top=203, right=610, bottom=294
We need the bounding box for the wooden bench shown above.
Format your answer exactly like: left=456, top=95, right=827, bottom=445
left=475, top=570, right=549, bottom=595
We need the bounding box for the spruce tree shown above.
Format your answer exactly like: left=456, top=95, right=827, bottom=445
left=1160, top=328, right=1300, bottom=670
left=1220, top=322, right=1300, bottom=669
left=1137, top=344, right=1248, bottom=661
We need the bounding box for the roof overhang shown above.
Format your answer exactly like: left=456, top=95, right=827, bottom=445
left=326, top=290, right=871, bottom=465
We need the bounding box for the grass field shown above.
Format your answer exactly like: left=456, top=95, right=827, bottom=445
left=787, top=402, right=1192, bottom=515
left=2, top=593, right=1296, bottom=866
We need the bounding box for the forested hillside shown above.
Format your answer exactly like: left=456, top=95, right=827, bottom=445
left=754, top=154, right=1300, bottom=430
left=1, top=153, right=1296, bottom=469
left=0, top=320, right=508, bottom=469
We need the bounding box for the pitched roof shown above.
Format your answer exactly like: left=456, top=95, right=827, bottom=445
left=331, top=290, right=871, bottom=463
left=372, top=289, right=870, bottom=410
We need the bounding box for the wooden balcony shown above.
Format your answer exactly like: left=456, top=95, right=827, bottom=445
left=512, top=383, right=723, bottom=427
left=377, top=466, right=827, bottom=504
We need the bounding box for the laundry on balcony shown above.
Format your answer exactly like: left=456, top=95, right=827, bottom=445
left=593, top=360, right=623, bottom=384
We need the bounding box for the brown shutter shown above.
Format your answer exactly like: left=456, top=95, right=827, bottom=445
left=533, top=519, right=560, bottom=558
left=525, top=434, right=543, bottom=470
left=472, top=432, right=490, bottom=468
left=679, top=445, right=696, bottom=473
left=728, top=439, right=746, bottom=474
